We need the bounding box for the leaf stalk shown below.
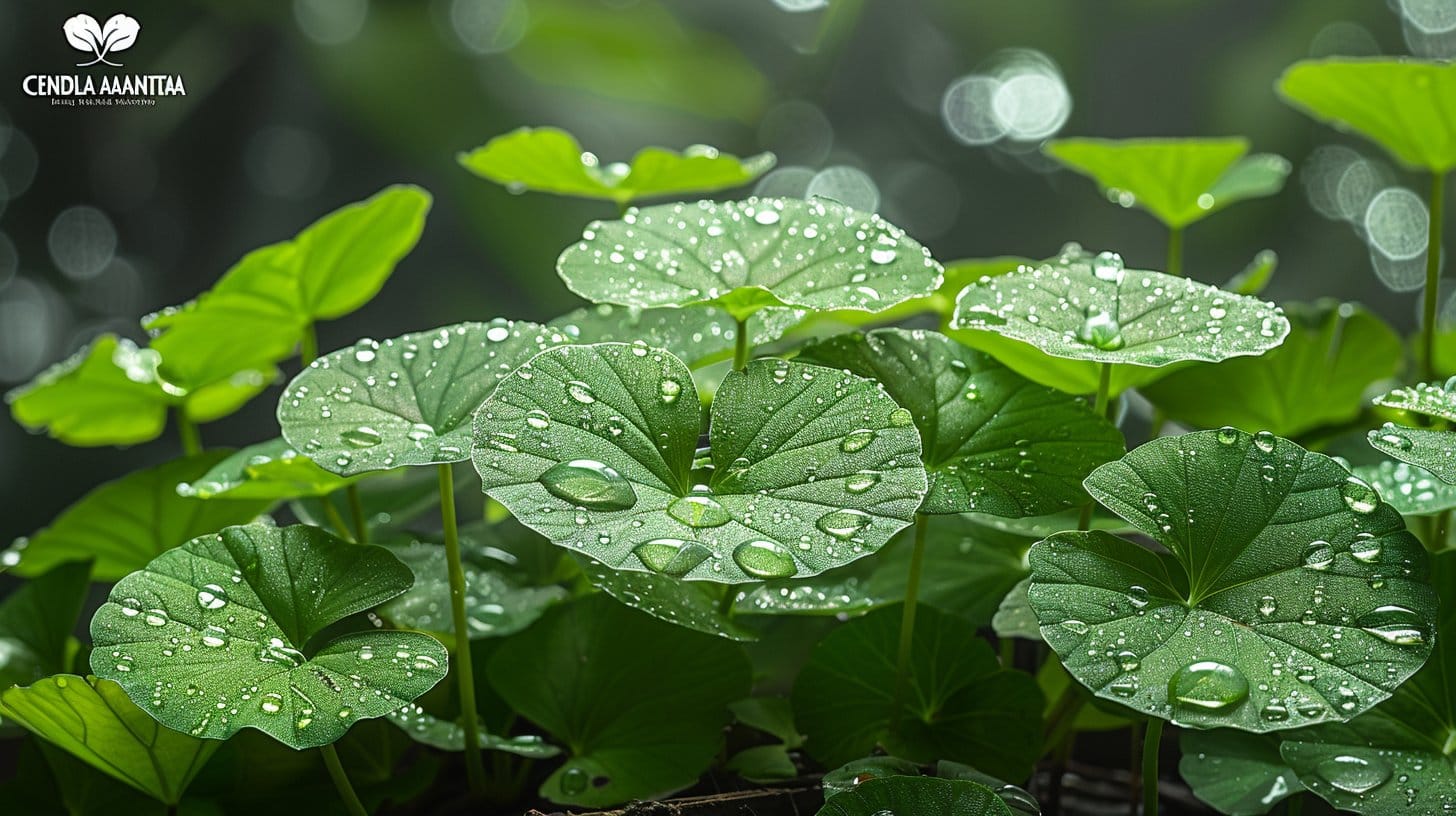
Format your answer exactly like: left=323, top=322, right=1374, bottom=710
left=320, top=744, right=370, bottom=816
left=890, top=513, right=929, bottom=731
left=439, top=463, right=488, bottom=793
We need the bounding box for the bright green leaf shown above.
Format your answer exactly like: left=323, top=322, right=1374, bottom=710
left=1225, top=249, right=1280, bottom=296
left=178, top=438, right=361, bottom=500
left=291, top=466, right=445, bottom=538
left=818, top=770, right=1013, bottom=816
left=89, top=523, right=448, bottom=749
left=1178, top=728, right=1304, bottom=815
left=487, top=594, right=751, bottom=807
left=725, top=745, right=798, bottom=783
left=0, top=675, right=219, bottom=804
left=473, top=343, right=927, bottom=583
left=552, top=302, right=803, bottom=369
left=5, top=452, right=272, bottom=581
left=730, top=697, right=802, bottom=748
left=0, top=560, right=90, bottom=691
left=380, top=535, right=567, bottom=639
left=993, top=578, right=1040, bottom=641
left=792, top=604, right=1043, bottom=780
left=556, top=197, right=943, bottom=319
left=1279, top=58, right=1456, bottom=172
left=581, top=557, right=755, bottom=641
left=280, top=320, right=571, bottom=476
left=820, top=756, right=923, bottom=800
left=1356, top=460, right=1456, bottom=516
left=1028, top=429, right=1436, bottom=731
left=797, top=328, right=1123, bottom=516
left=1369, top=423, right=1456, bottom=484
left=459, top=126, right=774, bottom=204
left=1141, top=301, right=1401, bottom=437
left=1375, top=378, right=1456, bottom=422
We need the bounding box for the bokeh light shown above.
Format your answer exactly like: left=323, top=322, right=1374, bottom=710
left=758, top=100, right=834, bottom=165
left=245, top=126, right=331, bottom=199
left=446, top=0, right=529, bottom=54
left=806, top=165, right=880, bottom=212
left=47, top=206, right=118, bottom=282
left=0, top=277, right=62, bottom=382
left=941, top=49, right=1071, bottom=149
left=293, top=0, right=369, bottom=46
left=753, top=166, right=816, bottom=198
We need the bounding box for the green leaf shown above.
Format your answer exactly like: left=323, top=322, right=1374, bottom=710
left=1037, top=657, right=1130, bottom=733
left=945, top=327, right=1174, bottom=395
left=487, top=594, right=751, bottom=807
left=0, top=561, right=90, bottom=693
left=556, top=197, right=943, bottom=319
left=552, top=302, right=803, bottom=369
left=1374, top=378, right=1456, bottom=422
left=581, top=557, right=756, bottom=641
left=279, top=320, right=571, bottom=476
left=951, top=244, right=1291, bottom=368
left=291, top=466, right=444, bottom=537
left=385, top=702, right=560, bottom=757
left=177, top=438, right=361, bottom=500
left=1369, top=423, right=1456, bottom=484
left=1355, top=460, right=1456, bottom=516
left=0, top=675, right=219, bottom=804
left=730, top=697, right=802, bottom=748
left=1278, top=551, right=1456, bottom=813
left=1225, top=249, right=1280, bottom=296
left=792, top=604, right=1044, bottom=780
left=993, top=578, right=1040, bottom=641
left=1028, top=429, right=1437, bottom=731
left=146, top=186, right=432, bottom=387
left=1141, top=301, right=1402, bottom=437
left=1279, top=58, right=1456, bottom=172
left=725, top=744, right=798, bottom=783
left=795, top=255, right=1031, bottom=332
left=89, top=523, right=448, bottom=749
left=459, top=126, right=774, bottom=204
left=818, top=775, right=1014, bottom=816
left=5, top=452, right=272, bottom=581
left=473, top=343, right=927, bottom=584
left=379, top=535, right=567, bottom=639
left=820, top=756, right=923, bottom=800
left=1178, top=728, right=1304, bottom=815
left=797, top=328, right=1124, bottom=516
left=1046, top=138, right=1288, bottom=228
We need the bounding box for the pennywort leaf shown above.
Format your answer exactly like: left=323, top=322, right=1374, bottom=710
left=581, top=557, right=757, bottom=641
left=178, top=438, right=362, bottom=500
left=1178, top=728, right=1304, bottom=815
left=1368, top=379, right=1456, bottom=484
left=552, top=302, right=802, bottom=369
left=472, top=343, right=927, bottom=583
left=1356, top=460, right=1456, bottom=517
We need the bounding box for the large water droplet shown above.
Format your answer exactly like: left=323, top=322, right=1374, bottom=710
left=341, top=426, right=382, bottom=448
left=667, top=494, right=731, bottom=528
left=540, top=460, right=637, bottom=511
left=1167, top=661, right=1249, bottom=712
left=1253, top=430, right=1277, bottom=454
left=1341, top=476, right=1380, bottom=514
left=1356, top=605, right=1428, bottom=645
left=561, top=766, right=590, bottom=795
left=841, top=429, right=876, bottom=453
left=1315, top=754, right=1392, bottom=794
left=816, top=509, right=872, bottom=540
left=732, top=540, right=798, bottom=578
left=1092, top=250, right=1124, bottom=281
left=197, top=584, right=228, bottom=610
left=566, top=380, right=597, bottom=404
left=1302, top=540, right=1335, bottom=570
left=634, top=539, right=712, bottom=576
left=1077, top=308, right=1124, bottom=351
left=845, top=471, right=881, bottom=494
left=259, top=637, right=305, bottom=668
left=1216, top=426, right=1240, bottom=446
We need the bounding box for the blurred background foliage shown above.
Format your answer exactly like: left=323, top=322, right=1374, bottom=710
left=0, top=0, right=1448, bottom=542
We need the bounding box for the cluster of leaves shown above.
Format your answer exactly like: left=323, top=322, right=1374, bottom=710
left=3, top=56, right=1456, bottom=816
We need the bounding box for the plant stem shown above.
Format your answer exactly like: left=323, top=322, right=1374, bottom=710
left=718, top=585, right=740, bottom=617
left=1128, top=720, right=1144, bottom=814
left=301, top=322, right=319, bottom=365
left=1165, top=226, right=1184, bottom=277
left=1437, top=508, right=1453, bottom=552
left=1076, top=362, right=1115, bottom=531
left=891, top=514, right=929, bottom=732
left=176, top=410, right=202, bottom=456
left=999, top=636, right=1015, bottom=668
left=439, top=464, right=487, bottom=794
left=1142, top=718, right=1164, bottom=815
left=320, top=744, right=369, bottom=816
left=346, top=485, right=369, bottom=545
left=1424, top=172, right=1447, bottom=381
left=1284, top=793, right=1304, bottom=816
left=321, top=500, right=356, bottom=542
left=734, top=316, right=751, bottom=370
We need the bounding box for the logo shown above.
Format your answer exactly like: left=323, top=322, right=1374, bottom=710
left=64, top=14, right=139, bottom=67
left=22, top=12, right=185, bottom=106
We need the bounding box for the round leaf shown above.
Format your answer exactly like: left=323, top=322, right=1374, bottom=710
left=178, top=438, right=361, bottom=500
left=472, top=343, right=927, bottom=584
left=556, top=197, right=943, bottom=318
left=951, top=246, right=1291, bottom=368
left=279, top=319, right=571, bottom=476
left=551, top=302, right=803, bottom=369
left=797, top=328, right=1124, bottom=516
left=1028, top=429, right=1437, bottom=731
left=1279, top=59, right=1456, bottom=172
left=1178, top=728, right=1304, bottom=816
left=792, top=604, right=1044, bottom=781
left=820, top=775, right=1013, bottom=816
left=89, top=523, right=448, bottom=749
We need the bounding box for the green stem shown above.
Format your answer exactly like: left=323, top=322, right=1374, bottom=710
left=321, top=500, right=356, bottom=543
left=999, top=636, right=1015, bottom=668
left=301, top=322, right=319, bottom=365
left=1284, top=793, right=1304, bottom=816
left=1424, top=172, right=1447, bottom=381
left=176, top=410, right=202, bottom=456
left=346, top=485, right=369, bottom=545
left=718, top=585, right=740, bottom=617
left=1166, top=226, right=1184, bottom=277
left=734, top=316, right=751, bottom=370
left=320, top=744, right=369, bottom=816
left=439, top=464, right=487, bottom=794
left=1439, top=509, right=1453, bottom=552
left=891, top=514, right=929, bottom=732
left=1142, top=718, right=1164, bottom=815
left=1077, top=362, right=1115, bottom=531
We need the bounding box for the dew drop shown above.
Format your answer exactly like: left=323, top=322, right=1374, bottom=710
left=1356, top=605, right=1428, bottom=645
left=1167, top=661, right=1250, bottom=712
left=561, top=766, right=590, bottom=795
left=841, top=429, right=876, bottom=453
left=732, top=540, right=799, bottom=579
left=1077, top=308, right=1124, bottom=351
left=845, top=471, right=881, bottom=494
left=633, top=539, right=713, bottom=576
left=1316, top=754, right=1392, bottom=795
left=197, top=584, right=228, bottom=610
left=341, top=426, right=383, bottom=448
left=1216, top=426, right=1240, bottom=446
left=1302, top=540, right=1335, bottom=571
left=816, top=509, right=872, bottom=540
left=1253, top=430, right=1277, bottom=454
left=540, top=460, right=637, bottom=511
left=1341, top=476, right=1381, bottom=514
left=888, top=407, right=914, bottom=428
left=659, top=379, right=683, bottom=404
left=525, top=410, right=551, bottom=430
left=566, top=380, right=597, bottom=404
left=667, top=494, right=731, bottom=528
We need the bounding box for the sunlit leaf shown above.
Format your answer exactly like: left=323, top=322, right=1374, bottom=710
left=552, top=302, right=803, bottom=369
left=487, top=594, right=751, bottom=807
left=473, top=343, right=927, bottom=583
left=89, top=523, right=448, bottom=749
left=178, top=438, right=361, bottom=500
left=556, top=197, right=942, bottom=319
left=1028, top=429, right=1436, bottom=731
left=1279, top=58, right=1456, bottom=172
left=1355, top=460, right=1456, bottom=517
left=5, top=452, right=272, bottom=581
left=1368, top=379, right=1456, bottom=484
left=1225, top=249, right=1279, bottom=296
left=0, top=560, right=90, bottom=692
left=581, top=557, right=755, bottom=641
left=1179, top=728, right=1304, bottom=815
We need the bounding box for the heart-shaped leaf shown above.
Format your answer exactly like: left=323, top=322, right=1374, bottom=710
left=0, top=675, right=219, bottom=804
left=1279, top=59, right=1456, bottom=172
left=1028, top=429, right=1437, bottom=731
left=552, top=302, right=803, bottom=369
left=0, top=561, right=91, bottom=693
left=792, top=604, right=1043, bottom=781
left=1047, top=138, right=1289, bottom=228
left=1278, top=551, right=1456, bottom=813
left=820, top=775, right=1013, bottom=816
left=459, top=126, right=775, bottom=204
left=5, top=452, right=272, bottom=581
left=581, top=557, right=756, bottom=641
left=1356, top=460, right=1456, bottom=517
left=797, top=328, right=1123, bottom=516
left=1141, top=301, right=1402, bottom=437
left=472, top=343, right=927, bottom=584
left=486, top=594, right=752, bottom=807
left=178, top=438, right=361, bottom=500
left=385, top=702, right=560, bottom=757
left=1178, top=728, right=1305, bottom=816
left=556, top=197, right=943, bottom=319
left=89, top=523, right=448, bottom=749
left=279, top=320, right=572, bottom=476
left=951, top=245, right=1291, bottom=369
left=145, top=185, right=431, bottom=387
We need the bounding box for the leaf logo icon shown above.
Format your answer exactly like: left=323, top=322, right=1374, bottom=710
left=63, top=13, right=140, bottom=67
